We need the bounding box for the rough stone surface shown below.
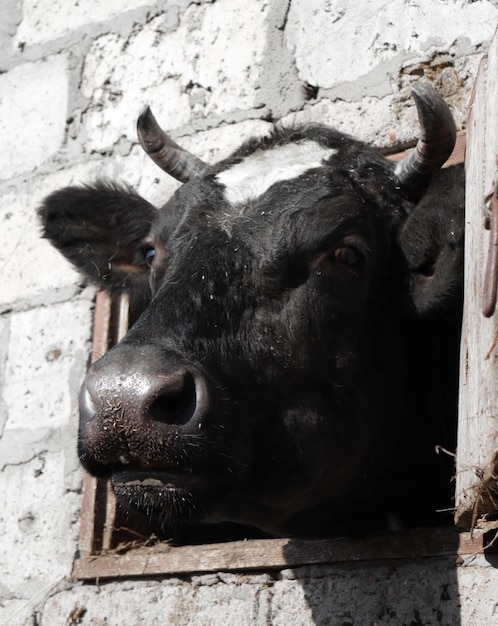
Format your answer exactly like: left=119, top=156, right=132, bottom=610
left=285, top=0, right=498, bottom=96
left=0, top=0, right=21, bottom=55
left=0, top=170, right=96, bottom=314
left=2, top=299, right=93, bottom=432
left=0, top=300, right=92, bottom=626
left=9, top=559, right=498, bottom=626
left=1, top=0, right=497, bottom=624
left=40, top=576, right=265, bottom=626
left=80, top=0, right=269, bottom=153
left=0, top=56, right=68, bottom=181
left=15, top=0, right=153, bottom=47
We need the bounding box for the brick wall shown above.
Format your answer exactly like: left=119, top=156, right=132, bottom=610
left=0, top=1, right=497, bottom=624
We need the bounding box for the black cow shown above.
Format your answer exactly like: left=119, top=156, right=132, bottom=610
left=40, top=83, right=464, bottom=539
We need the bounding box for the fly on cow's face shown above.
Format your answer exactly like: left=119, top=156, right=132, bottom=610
left=40, top=83, right=464, bottom=539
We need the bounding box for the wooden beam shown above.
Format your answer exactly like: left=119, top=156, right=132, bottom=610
left=456, top=31, right=498, bottom=527
left=72, top=527, right=490, bottom=580
left=78, top=291, right=112, bottom=557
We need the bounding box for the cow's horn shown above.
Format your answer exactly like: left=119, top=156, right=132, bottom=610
left=395, top=82, right=456, bottom=197
left=137, top=107, right=209, bottom=183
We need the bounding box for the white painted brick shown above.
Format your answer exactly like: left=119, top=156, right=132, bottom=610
left=14, top=0, right=152, bottom=47
left=286, top=0, right=498, bottom=89
left=2, top=299, right=92, bottom=432
left=30, top=559, right=498, bottom=626
left=0, top=57, right=68, bottom=181
left=270, top=561, right=463, bottom=625
left=180, top=119, right=273, bottom=166
left=40, top=576, right=262, bottom=626
left=0, top=160, right=130, bottom=313
left=81, top=0, right=269, bottom=153
left=458, top=567, right=498, bottom=624
left=0, top=267, right=91, bottom=626
left=0, top=453, right=81, bottom=620
left=281, top=97, right=394, bottom=147
left=281, top=70, right=472, bottom=150
left=0, top=0, right=21, bottom=53
left=0, top=186, right=79, bottom=313
left=0, top=315, right=9, bottom=436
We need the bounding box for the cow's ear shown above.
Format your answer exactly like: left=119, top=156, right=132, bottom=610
left=39, top=181, right=157, bottom=298
left=398, top=165, right=465, bottom=315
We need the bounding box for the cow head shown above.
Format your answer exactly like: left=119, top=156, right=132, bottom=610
left=40, top=84, right=464, bottom=538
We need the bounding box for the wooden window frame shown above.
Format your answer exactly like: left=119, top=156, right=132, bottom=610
left=73, top=34, right=498, bottom=578
left=455, top=33, right=498, bottom=530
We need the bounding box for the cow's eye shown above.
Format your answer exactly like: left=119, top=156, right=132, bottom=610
left=315, top=241, right=366, bottom=276
left=333, top=245, right=361, bottom=267
left=144, top=245, right=156, bottom=267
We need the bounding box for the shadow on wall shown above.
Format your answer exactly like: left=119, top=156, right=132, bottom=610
left=282, top=536, right=462, bottom=625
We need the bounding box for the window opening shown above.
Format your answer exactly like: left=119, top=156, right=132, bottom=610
left=72, top=125, right=496, bottom=579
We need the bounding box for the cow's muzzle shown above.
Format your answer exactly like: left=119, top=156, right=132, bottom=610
left=78, top=343, right=213, bottom=470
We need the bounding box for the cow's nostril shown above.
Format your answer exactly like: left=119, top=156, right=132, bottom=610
left=148, top=372, right=197, bottom=426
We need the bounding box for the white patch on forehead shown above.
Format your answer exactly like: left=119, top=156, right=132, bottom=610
left=216, top=140, right=337, bottom=206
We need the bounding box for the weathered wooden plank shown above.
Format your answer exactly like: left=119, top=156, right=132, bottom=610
left=101, top=293, right=129, bottom=551
left=456, top=31, right=498, bottom=527
left=78, top=291, right=112, bottom=557
left=72, top=527, right=488, bottom=580
left=91, top=290, right=111, bottom=363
